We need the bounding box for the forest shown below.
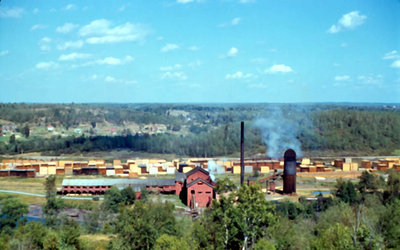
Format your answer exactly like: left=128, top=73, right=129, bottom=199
left=0, top=170, right=399, bottom=249
left=0, top=103, right=399, bottom=157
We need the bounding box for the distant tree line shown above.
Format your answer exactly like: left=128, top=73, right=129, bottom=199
left=0, top=123, right=261, bottom=157
left=1, top=103, right=397, bottom=128
left=301, top=110, right=400, bottom=154
left=0, top=103, right=399, bottom=156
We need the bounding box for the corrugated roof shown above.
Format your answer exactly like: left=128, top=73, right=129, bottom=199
left=175, top=172, right=186, bottom=182
left=62, top=178, right=175, bottom=187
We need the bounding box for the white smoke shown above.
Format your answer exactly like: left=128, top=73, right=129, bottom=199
left=207, top=160, right=225, bottom=181
left=254, top=107, right=303, bottom=159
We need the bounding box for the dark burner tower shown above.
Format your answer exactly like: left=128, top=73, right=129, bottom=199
left=283, top=149, right=296, bottom=194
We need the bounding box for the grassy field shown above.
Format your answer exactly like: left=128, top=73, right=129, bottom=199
left=0, top=193, right=46, bottom=205
left=80, top=234, right=110, bottom=250
left=0, top=176, right=101, bottom=209
left=0, top=177, right=47, bottom=194
left=0, top=176, right=64, bottom=194
left=149, top=194, right=186, bottom=207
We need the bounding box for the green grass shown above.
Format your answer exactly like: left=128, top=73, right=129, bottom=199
left=80, top=234, right=110, bottom=250
left=0, top=176, right=64, bottom=193
left=0, top=193, right=102, bottom=209
left=0, top=177, right=47, bottom=194
left=63, top=199, right=100, bottom=210
left=0, top=193, right=46, bottom=205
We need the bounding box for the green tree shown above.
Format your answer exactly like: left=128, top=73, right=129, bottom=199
left=110, top=201, right=178, bottom=250
left=334, top=179, right=359, bottom=204
left=315, top=202, right=353, bottom=235
left=357, top=171, right=383, bottom=195
left=383, top=170, right=400, bottom=203
left=312, top=223, right=354, bottom=249
left=236, top=184, right=276, bottom=249
left=22, top=125, right=30, bottom=138
left=10, top=222, right=47, bottom=249
left=154, top=234, right=190, bottom=250
left=102, top=186, right=123, bottom=213
left=139, top=186, right=149, bottom=202
left=84, top=207, right=102, bottom=234
left=43, top=175, right=64, bottom=227
left=45, top=175, right=57, bottom=198
left=0, top=197, right=29, bottom=232
left=0, top=232, right=9, bottom=249
left=191, top=214, right=218, bottom=249
left=215, top=177, right=237, bottom=193
left=9, top=134, right=15, bottom=144
left=381, top=199, right=400, bottom=248
left=254, top=238, right=275, bottom=250
left=60, top=216, right=81, bottom=249
left=196, top=181, right=276, bottom=249
left=120, top=186, right=136, bottom=205
left=275, top=200, right=304, bottom=220
left=208, top=185, right=241, bottom=248
left=43, top=230, right=60, bottom=250
left=269, top=216, right=314, bottom=250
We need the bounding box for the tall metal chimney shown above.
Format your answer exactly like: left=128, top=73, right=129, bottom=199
left=283, top=149, right=296, bottom=194
left=240, top=121, right=244, bottom=185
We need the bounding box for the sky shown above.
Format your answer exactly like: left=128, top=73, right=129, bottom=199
left=0, top=0, right=399, bottom=103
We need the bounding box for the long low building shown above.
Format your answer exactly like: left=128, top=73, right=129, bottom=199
left=59, top=167, right=215, bottom=208
left=60, top=178, right=176, bottom=195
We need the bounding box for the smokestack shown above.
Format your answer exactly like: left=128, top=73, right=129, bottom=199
left=240, top=121, right=244, bottom=185
left=283, top=149, right=296, bottom=194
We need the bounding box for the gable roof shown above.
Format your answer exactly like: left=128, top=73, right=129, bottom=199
left=185, top=167, right=210, bottom=178
left=187, top=178, right=215, bottom=189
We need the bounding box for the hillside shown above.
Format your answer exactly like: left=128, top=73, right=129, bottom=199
left=0, top=103, right=399, bottom=157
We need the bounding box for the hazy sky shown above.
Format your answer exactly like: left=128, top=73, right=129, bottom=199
left=0, top=0, right=399, bottom=103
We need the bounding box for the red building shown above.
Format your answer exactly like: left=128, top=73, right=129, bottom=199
left=186, top=167, right=212, bottom=184
left=179, top=167, right=215, bottom=208
left=186, top=178, right=214, bottom=208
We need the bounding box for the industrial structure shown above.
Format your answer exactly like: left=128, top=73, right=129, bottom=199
left=283, top=149, right=297, bottom=194
left=58, top=166, right=215, bottom=208
left=240, top=121, right=245, bottom=185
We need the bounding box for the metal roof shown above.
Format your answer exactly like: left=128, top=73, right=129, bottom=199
left=175, top=172, right=186, bottom=182
left=62, top=178, right=175, bottom=187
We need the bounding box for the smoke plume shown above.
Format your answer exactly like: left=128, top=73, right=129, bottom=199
left=255, top=107, right=303, bottom=159
left=207, top=160, right=225, bottom=181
